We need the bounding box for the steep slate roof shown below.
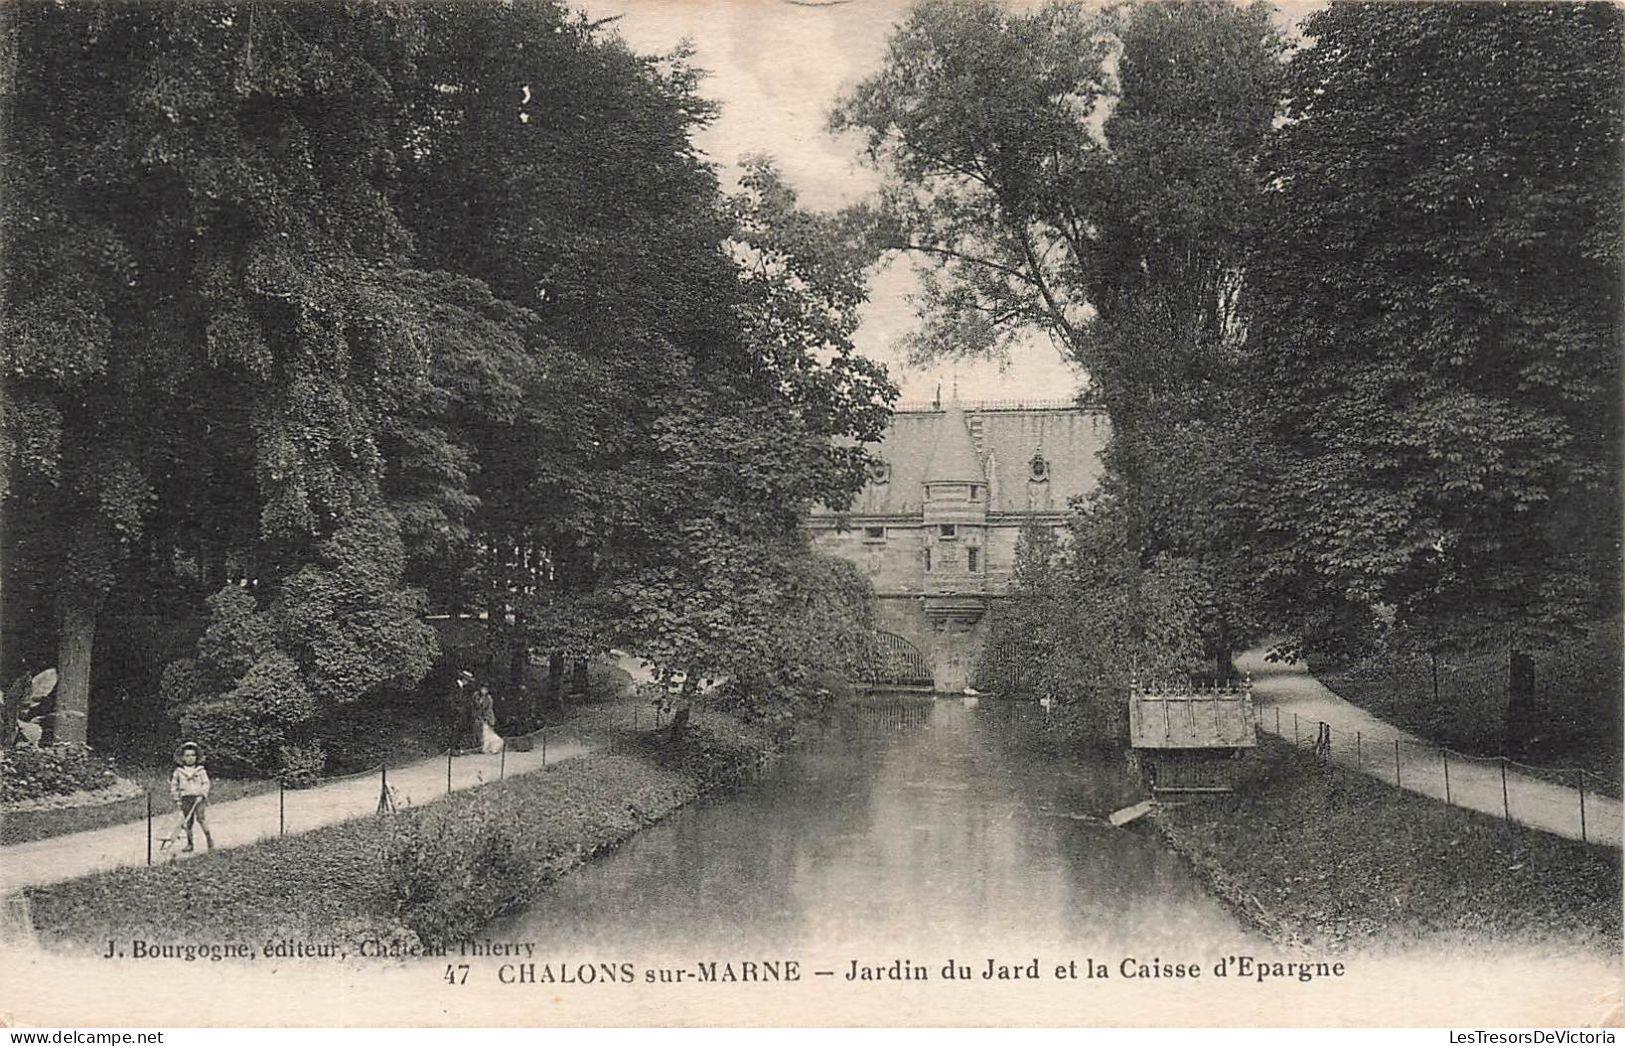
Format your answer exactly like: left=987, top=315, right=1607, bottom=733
left=923, top=400, right=985, bottom=484
left=814, top=403, right=1109, bottom=518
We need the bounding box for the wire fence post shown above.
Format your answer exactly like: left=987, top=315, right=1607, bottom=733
left=1500, top=757, right=1510, bottom=821
left=1293, top=712, right=1300, bottom=744
left=1394, top=738, right=1402, bottom=787
left=1442, top=750, right=1451, bottom=805
left=378, top=761, right=389, bottom=815
left=1577, top=771, right=1587, bottom=843
left=1275, top=706, right=1280, bottom=733
left=146, top=791, right=153, bottom=866
left=1355, top=731, right=1363, bottom=770
left=541, top=728, right=547, bottom=767
left=279, top=779, right=285, bottom=836
left=500, top=745, right=506, bottom=781
left=447, top=748, right=453, bottom=794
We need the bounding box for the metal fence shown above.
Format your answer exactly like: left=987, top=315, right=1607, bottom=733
left=135, top=710, right=656, bottom=866
left=1264, top=705, right=1615, bottom=845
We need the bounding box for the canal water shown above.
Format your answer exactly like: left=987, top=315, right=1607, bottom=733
left=503, top=695, right=1252, bottom=958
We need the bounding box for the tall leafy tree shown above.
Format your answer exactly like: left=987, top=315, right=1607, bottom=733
left=391, top=4, right=892, bottom=716
left=836, top=0, right=1284, bottom=676
left=604, top=162, right=894, bottom=716
left=977, top=516, right=1210, bottom=743
left=832, top=0, right=1109, bottom=366
left=3, top=2, right=453, bottom=754
left=388, top=3, right=736, bottom=706
left=4, top=0, right=894, bottom=761
left=1246, top=2, right=1622, bottom=745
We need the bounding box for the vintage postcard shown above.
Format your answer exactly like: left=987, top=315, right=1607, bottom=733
left=0, top=0, right=1620, bottom=1029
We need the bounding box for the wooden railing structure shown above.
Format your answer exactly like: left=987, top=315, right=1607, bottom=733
left=1127, top=677, right=1258, bottom=794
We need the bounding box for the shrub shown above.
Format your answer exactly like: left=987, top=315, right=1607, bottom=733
left=322, top=697, right=448, bottom=773
left=277, top=509, right=438, bottom=704
left=1, top=743, right=117, bottom=802
left=1052, top=685, right=1130, bottom=748
left=644, top=711, right=773, bottom=785
left=275, top=743, right=327, bottom=787
left=177, top=651, right=318, bottom=777
left=582, top=661, right=634, bottom=704
left=383, top=787, right=534, bottom=947
left=166, top=511, right=440, bottom=780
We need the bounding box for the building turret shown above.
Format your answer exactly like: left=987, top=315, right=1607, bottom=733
left=923, top=399, right=985, bottom=489
left=922, top=400, right=988, bottom=610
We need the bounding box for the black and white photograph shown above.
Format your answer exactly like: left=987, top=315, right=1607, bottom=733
left=0, top=0, right=1619, bottom=1028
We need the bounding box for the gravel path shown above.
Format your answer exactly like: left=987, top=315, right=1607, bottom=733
left=0, top=737, right=592, bottom=893
left=1239, top=648, right=1620, bottom=847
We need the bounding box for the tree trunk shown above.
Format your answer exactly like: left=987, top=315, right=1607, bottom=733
left=1506, top=645, right=1538, bottom=756
left=507, top=611, right=527, bottom=693
left=55, top=602, right=94, bottom=746
left=569, top=657, right=589, bottom=698
left=546, top=653, right=566, bottom=709
left=486, top=586, right=505, bottom=683
left=669, top=672, right=699, bottom=740
left=503, top=611, right=527, bottom=724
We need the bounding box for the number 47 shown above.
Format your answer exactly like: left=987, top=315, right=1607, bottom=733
left=444, top=964, right=470, bottom=984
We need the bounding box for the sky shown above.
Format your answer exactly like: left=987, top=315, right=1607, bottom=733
left=575, top=0, right=1086, bottom=405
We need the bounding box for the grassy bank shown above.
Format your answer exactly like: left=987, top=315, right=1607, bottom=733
left=1313, top=619, right=1622, bottom=795
left=1152, top=739, right=1621, bottom=955
left=24, top=712, right=776, bottom=952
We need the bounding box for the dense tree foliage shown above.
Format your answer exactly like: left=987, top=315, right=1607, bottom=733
left=1248, top=3, right=1621, bottom=646
left=2, top=2, right=449, bottom=751
left=1246, top=2, right=1622, bottom=748
left=1, top=0, right=891, bottom=770
left=850, top=0, right=1620, bottom=753
left=838, top=0, right=1283, bottom=701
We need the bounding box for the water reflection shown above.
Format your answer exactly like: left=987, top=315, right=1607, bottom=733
left=502, top=696, right=1253, bottom=956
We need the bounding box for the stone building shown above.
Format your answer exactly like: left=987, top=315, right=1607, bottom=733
left=808, top=398, right=1109, bottom=691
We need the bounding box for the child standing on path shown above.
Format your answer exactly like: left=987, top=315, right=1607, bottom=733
left=169, top=742, right=214, bottom=852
